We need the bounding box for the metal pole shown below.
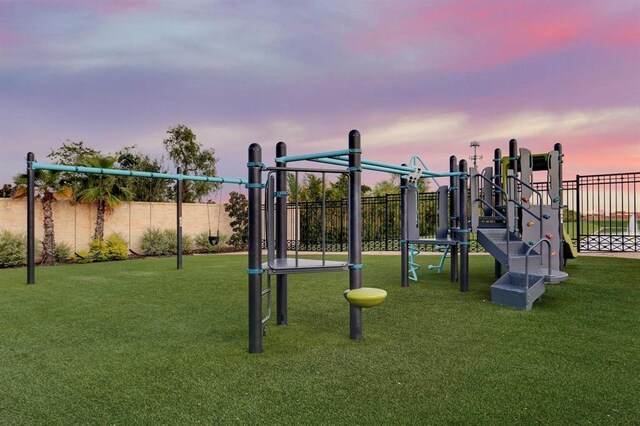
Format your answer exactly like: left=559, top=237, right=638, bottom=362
left=449, top=156, right=458, bottom=283
left=576, top=175, right=581, bottom=253
left=493, top=148, right=502, bottom=278
left=459, top=159, right=469, bottom=292
left=27, top=152, right=35, bottom=285
left=554, top=143, right=565, bottom=270
left=176, top=167, right=183, bottom=270
left=509, top=139, right=520, bottom=235
left=400, top=172, right=409, bottom=287
left=275, top=142, right=288, bottom=326
left=248, top=144, right=263, bottom=353
left=348, top=130, right=363, bottom=340
left=509, top=139, right=518, bottom=173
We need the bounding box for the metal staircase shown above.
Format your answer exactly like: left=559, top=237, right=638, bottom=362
left=476, top=216, right=567, bottom=311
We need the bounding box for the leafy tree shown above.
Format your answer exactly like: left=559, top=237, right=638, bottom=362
left=225, top=191, right=248, bottom=249
left=13, top=170, right=72, bottom=265
left=563, top=208, right=581, bottom=221
left=76, top=155, right=133, bottom=241
left=287, top=173, right=299, bottom=201
left=298, top=174, right=324, bottom=202
left=327, top=175, right=349, bottom=201
left=371, top=175, right=430, bottom=196
left=48, top=140, right=100, bottom=165
left=163, top=124, right=219, bottom=202
left=116, top=146, right=171, bottom=202
left=372, top=176, right=400, bottom=196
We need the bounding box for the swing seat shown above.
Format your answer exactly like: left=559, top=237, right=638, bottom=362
left=208, top=235, right=220, bottom=245
left=343, top=287, right=387, bottom=308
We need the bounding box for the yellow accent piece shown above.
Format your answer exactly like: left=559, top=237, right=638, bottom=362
left=562, top=228, right=578, bottom=259
left=527, top=220, right=535, bottom=227
left=343, top=287, right=387, bottom=308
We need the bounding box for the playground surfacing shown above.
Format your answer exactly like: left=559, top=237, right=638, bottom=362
left=0, top=254, right=638, bottom=423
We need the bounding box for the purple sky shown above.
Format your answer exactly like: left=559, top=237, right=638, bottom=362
left=1, top=0, right=638, bottom=190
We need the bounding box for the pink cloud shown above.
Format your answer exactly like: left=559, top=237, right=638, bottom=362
left=599, top=19, right=640, bottom=48
left=353, top=1, right=632, bottom=71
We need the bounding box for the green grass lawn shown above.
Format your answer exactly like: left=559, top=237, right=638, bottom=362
left=1, top=254, right=638, bottom=424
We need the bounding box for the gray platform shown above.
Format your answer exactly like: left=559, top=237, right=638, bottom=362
left=263, top=258, right=350, bottom=275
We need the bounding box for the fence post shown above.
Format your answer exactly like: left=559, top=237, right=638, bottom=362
left=385, top=193, right=389, bottom=251
left=576, top=175, right=581, bottom=253
left=340, top=200, right=344, bottom=252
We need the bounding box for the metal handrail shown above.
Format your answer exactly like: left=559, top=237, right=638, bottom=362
left=475, top=172, right=511, bottom=258
left=524, top=238, right=552, bottom=286
left=507, top=175, right=545, bottom=244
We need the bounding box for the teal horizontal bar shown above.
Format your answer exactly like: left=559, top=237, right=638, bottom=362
left=335, top=156, right=418, bottom=174
left=275, top=149, right=350, bottom=163
left=421, top=171, right=464, bottom=178
left=31, top=162, right=247, bottom=184
left=312, top=158, right=408, bottom=175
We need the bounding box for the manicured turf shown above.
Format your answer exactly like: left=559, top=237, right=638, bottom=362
left=0, top=254, right=638, bottom=423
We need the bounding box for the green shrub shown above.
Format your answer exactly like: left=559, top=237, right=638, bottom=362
left=88, top=238, right=108, bottom=262
left=181, top=234, right=194, bottom=254
left=0, top=230, right=27, bottom=267
left=194, top=232, right=229, bottom=253
left=54, top=242, right=72, bottom=263
left=140, top=227, right=194, bottom=256
left=76, top=233, right=129, bottom=262
left=104, top=233, right=129, bottom=261
left=141, top=227, right=174, bottom=256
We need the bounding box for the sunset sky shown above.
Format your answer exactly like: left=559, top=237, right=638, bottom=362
left=1, top=0, right=638, bottom=189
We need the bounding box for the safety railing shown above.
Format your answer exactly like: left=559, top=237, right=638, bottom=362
left=524, top=238, right=552, bottom=285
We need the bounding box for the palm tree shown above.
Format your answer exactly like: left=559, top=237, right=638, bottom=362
left=14, top=170, right=72, bottom=265
left=76, top=155, right=133, bottom=241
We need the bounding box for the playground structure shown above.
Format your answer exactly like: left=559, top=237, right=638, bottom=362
left=22, top=132, right=574, bottom=354
left=24, top=152, right=246, bottom=284
left=402, top=139, right=571, bottom=310
left=246, top=130, right=463, bottom=354
left=469, top=139, right=570, bottom=310
left=247, top=131, right=367, bottom=354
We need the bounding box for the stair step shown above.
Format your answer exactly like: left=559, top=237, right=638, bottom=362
left=477, top=222, right=507, bottom=229
left=491, top=272, right=545, bottom=311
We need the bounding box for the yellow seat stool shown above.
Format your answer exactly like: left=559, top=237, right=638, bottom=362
left=343, top=287, right=387, bottom=308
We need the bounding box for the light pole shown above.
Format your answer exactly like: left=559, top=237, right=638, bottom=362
left=470, top=141, right=482, bottom=168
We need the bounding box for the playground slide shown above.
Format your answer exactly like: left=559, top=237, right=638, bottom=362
left=563, top=229, right=578, bottom=259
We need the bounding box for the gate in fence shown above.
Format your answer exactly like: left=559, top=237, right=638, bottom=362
left=287, top=172, right=639, bottom=253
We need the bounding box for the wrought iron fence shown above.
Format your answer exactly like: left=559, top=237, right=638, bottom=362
left=575, top=172, right=639, bottom=252
left=282, top=172, right=638, bottom=253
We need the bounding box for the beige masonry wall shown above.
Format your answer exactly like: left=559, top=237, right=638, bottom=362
left=0, top=198, right=233, bottom=253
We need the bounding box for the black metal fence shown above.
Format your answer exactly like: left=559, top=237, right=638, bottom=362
left=286, top=172, right=639, bottom=253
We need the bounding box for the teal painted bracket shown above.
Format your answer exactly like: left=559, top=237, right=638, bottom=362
left=408, top=244, right=421, bottom=281
left=427, top=244, right=451, bottom=273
